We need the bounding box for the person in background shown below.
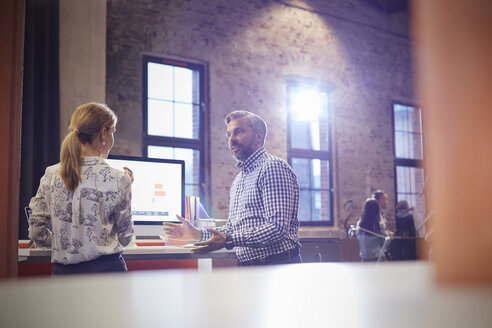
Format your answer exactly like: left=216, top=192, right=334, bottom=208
left=372, top=189, right=390, bottom=233
left=28, top=102, right=134, bottom=275
left=356, top=198, right=390, bottom=262
left=164, top=110, right=301, bottom=265
left=394, top=200, right=417, bottom=260
left=412, top=206, right=426, bottom=238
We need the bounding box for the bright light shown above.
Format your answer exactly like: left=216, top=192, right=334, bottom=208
left=290, top=88, right=322, bottom=121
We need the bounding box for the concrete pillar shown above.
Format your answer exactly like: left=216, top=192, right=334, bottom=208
left=59, top=0, right=106, bottom=140
left=413, top=0, right=492, bottom=284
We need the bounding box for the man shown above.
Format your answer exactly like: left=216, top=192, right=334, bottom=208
left=164, top=110, right=301, bottom=265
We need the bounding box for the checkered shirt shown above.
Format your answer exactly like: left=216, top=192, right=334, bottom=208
left=203, top=147, right=300, bottom=263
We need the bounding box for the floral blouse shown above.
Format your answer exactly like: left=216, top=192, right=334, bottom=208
left=29, top=156, right=133, bottom=265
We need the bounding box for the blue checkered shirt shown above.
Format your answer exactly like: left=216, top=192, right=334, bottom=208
left=203, top=147, right=300, bottom=262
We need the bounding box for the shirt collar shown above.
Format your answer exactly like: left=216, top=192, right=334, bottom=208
left=81, top=156, right=105, bottom=166
left=237, top=147, right=266, bottom=172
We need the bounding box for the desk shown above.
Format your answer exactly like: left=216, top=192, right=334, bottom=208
left=18, top=245, right=237, bottom=273
left=1, top=262, right=492, bottom=327
left=18, top=245, right=237, bottom=262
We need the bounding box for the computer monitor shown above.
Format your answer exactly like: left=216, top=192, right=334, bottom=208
left=106, top=155, right=185, bottom=238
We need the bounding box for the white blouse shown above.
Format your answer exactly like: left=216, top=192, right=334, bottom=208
left=29, top=156, right=133, bottom=265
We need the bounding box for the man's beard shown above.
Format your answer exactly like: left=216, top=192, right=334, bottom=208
left=230, top=142, right=256, bottom=161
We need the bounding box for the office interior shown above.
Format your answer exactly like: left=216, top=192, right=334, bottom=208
left=1, top=0, right=491, bottom=326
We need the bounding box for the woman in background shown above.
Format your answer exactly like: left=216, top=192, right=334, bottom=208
left=356, top=198, right=390, bottom=262
left=28, top=102, right=133, bottom=274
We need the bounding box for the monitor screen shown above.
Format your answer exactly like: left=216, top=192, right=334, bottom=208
left=106, top=155, right=184, bottom=225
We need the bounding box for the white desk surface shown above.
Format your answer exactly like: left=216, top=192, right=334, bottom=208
left=18, top=244, right=236, bottom=262
left=1, top=261, right=492, bottom=328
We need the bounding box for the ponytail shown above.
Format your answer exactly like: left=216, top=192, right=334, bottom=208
left=59, top=102, right=117, bottom=192
left=60, top=130, right=82, bottom=192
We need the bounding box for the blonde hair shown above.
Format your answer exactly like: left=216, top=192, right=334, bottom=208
left=60, top=102, right=117, bottom=192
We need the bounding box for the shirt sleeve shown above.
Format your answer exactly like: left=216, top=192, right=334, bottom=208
left=113, top=173, right=133, bottom=246
left=200, top=221, right=234, bottom=241
left=28, top=168, right=53, bottom=247
left=232, top=160, right=299, bottom=248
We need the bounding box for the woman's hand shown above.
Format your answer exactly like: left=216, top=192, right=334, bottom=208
left=123, top=167, right=134, bottom=182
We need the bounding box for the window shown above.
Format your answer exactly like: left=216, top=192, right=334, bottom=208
left=393, top=103, right=426, bottom=221
left=287, top=80, right=333, bottom=225
left=143, top=56, right=205, bottom=199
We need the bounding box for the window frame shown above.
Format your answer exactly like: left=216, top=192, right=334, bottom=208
left=392, top=101, right=426, bottom=218
left=142, top=55, right=206, bottom=199
left=286, top=79, right=334, bottom=227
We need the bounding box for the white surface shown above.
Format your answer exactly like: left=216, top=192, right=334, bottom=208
left=18, top=244, right=236, bottom=259
left=123, top=245, right=195, bottom=254
left=181, top=243, right=197, bottom=248
left=2, top=262, right=492, bottom=328
left=18, top=247, right=50, bottom=257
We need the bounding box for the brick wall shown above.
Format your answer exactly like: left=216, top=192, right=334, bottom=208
left=106, top=0, right=416, bottom=233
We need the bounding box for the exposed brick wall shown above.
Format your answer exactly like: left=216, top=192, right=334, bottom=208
left=106, top=0, right=416, bottom=233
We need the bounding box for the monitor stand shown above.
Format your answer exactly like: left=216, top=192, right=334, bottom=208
left=134, top=224, right=164, bottom=240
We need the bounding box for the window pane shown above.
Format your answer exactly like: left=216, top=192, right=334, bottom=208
left=298, top=190, right=311, bottom=221
left=412, top=132, right=423, bottom=159
left=148, top=63, right=173, bottom=100
left=318, top=119, right=330, bottom=151
left=173, top=148, right=200, bottom=186
left=394, top=104, right=423, bottom=160
left=311, top=191, right=321, bottom=221
left=293, top=159, right=330, bottom=188
left=309, top=190, right=332, bottom=222
left=291, top=158, right=331, bottom=222
left=148, top=99, right=173, bottom=136
left=394, top=104, right=407, bottom=131
left=290, top=121, right=311, bottom=149
left=408, top=106, right=422, bottom=134
left=147, top=61, right=201, bottom=140
left=174, top=103, right=199, bottom=139
left=311, top=159, right=320, bottom=188
left=291, top=158, right=310, bottom=188
left=288, top=85, right=329, bottom=151
left=395, top=131, right=410, bottom=158
left=148, top=146, right=201, bottom=194
left=310, top=121, right=320, bottom=150
left=185, top=185, right=200, bottom=198
left=289, top=87, right=320, bottom=121
left=396, top=166, right=426, bottom=220
left=174, top=66, right=193, bottom=103
left=289, top=116, right=329, bottom=151
left=147, top=145, right=173, bottom=159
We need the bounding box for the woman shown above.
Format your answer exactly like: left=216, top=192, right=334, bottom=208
left=28, top=102, right=133, bottom=274
left=356, top=198, right=389, bottom=262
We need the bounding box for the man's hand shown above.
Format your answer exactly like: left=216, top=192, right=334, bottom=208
left=163, top=215, right=201, bottom=241
left=191, top=228, right=226, bottom=254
